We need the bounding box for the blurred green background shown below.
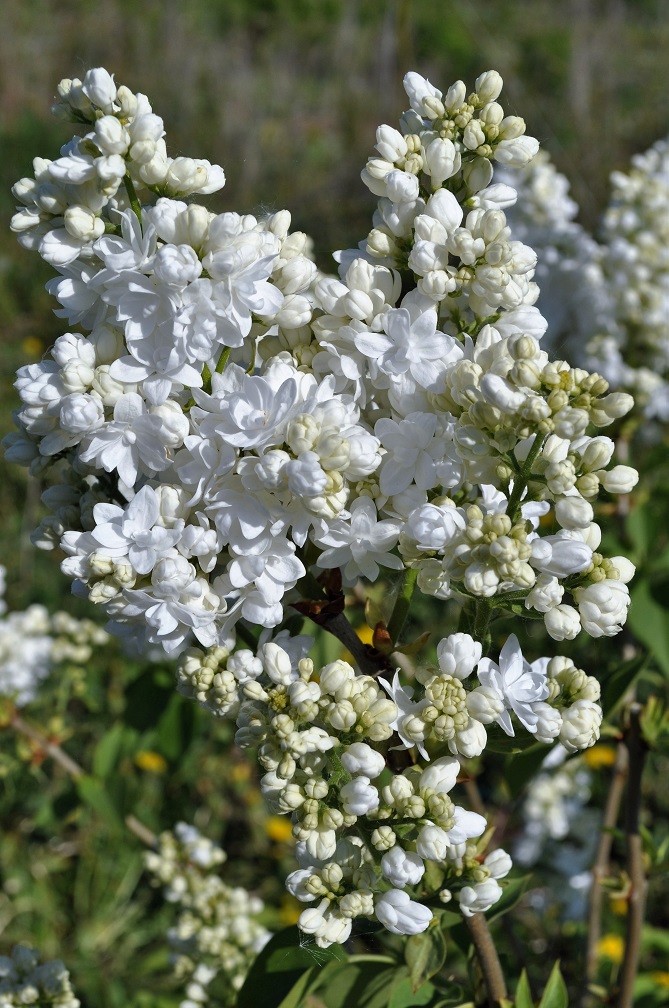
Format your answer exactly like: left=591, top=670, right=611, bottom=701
left=1, top=2, right=669, bottom=1004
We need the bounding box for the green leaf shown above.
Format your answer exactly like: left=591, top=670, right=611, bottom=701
left=234, top=926, right=347, bottom=1008
left=629, top=580, right=669, bottom=676
left=388, top=974, right=436, bottom=1008
left=75, top=775, right=123, bottom=830
left=277, top=965, right=318, bottom=1008
left=537, top=962, right=568, bottom=1008
left=600, top=652, right=648, bottom=715
left=484, top=725, right=542, bottom=754
left=488, top=874, right=531, bottom=922
left=404, top=924, right=447, bottom=992
left=92, top=722, right=126, bottom=779
left=505, top=744, right=550, bottom=799
left=155, top=692, right=195, bottom=761
left=314, top=963, right=400, bottom=1008
left=435, top=907, right=466, bottom=929
left=515, top=969, right=534, bottom=1008
left=626, top=502, right=662, bottom=561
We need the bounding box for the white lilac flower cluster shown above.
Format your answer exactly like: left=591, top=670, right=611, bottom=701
left=495, top=152, right=614, bottom=367
left=586, top=137, right=669, bottom=421
left=500, top=139, right=669, bottom=424
left=0, top=566, right=109, bottom=706
left=513, top=745, right=592, bottom=866
left=176, top=634, right=599, bottom=947
left=0, top=945, right=79, bottom=1008
left=144, top=822, right=271, bottom=1008
left=5, top=67, right=637, bottom=659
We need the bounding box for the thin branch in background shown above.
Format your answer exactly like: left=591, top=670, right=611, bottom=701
left=464, top=911, right=508, bottom=1007
left=616, top=703, right=648, bottom=1008
left=9, top=713, right=158, bottom=849
left=462, top=776, right=487, bottom=820
left=583, top=738, right=628, bottom=1003
left=11, top=713, right=84, bottom=780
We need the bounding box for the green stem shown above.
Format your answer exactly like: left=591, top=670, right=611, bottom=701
left=235, top=621, right=259, bottom=649
left=123, top=173, right=143, bottom=222
left=506, top=433, right=545, bottom=524
left=465, top=912, right=508, bottom=1006
left=474, top=598, right=493, bottom=656
left=617, top=703, right=648, bottom=1008
left=216, top=346, right=232, bottom=374
left=387, top=567, right=418, bottom=645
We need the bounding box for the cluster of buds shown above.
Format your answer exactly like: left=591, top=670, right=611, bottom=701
left=0, top=945, right=79, bottom=1007
left=144, top=822, right=271, bottom=1007
left=175, top=636, right=602, bottom=946
left=0, top=565, right=109, bottom=706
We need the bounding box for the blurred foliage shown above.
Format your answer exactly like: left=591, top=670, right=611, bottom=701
left=0, top=1, right=669, bottom=1005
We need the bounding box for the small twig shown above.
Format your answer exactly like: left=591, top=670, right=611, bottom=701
left=387, top=567, right=418, bottom=645
left=10, top=714, right=158, bottom=849
left=125, top=814, right=158, bottom=848
left=583, top=739, right=628, bottom=1002
left=617, top=703, right=647, bottom=1008
left=12, top=713, right=84, bottom=779
left=465, top=912, right=508, bottom=1006
left=320, top=611, right=390, bottom=677
left=462, top=776, right=487, bottom=819
left=123, top=172, right=143, bottom=221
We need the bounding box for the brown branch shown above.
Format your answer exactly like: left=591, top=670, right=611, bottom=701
left=320, top=611, right=392, bottom=676
left=125, top=814, right=157, bottom=848
left=10, top=713, right=157, bottom=849
left=583, top=739, right=628, bottom=1003
left=616, top=704, right=647, bottom=1008
left=12, top=713, right=84, bottom=779
left=465, top=911, right=508, bottom=1006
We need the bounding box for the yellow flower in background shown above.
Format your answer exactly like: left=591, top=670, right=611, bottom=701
left=280, top=894, right=302, bottom=926
left=231, top=762, right=252, bottom=783
left=583, top=744, right=617, bottom=769
left=597, top=934, right=624, bottom=962
left=340, top=623, right=374, bottom=663
left=651, top=972, right=669, bottom=988
left=134, top=750, right=167, bottom=774
left=265, top=816, right=294, bottom=844
left=610, top=897, right=628, bottom=916
left=20, top=337, right=44, bottom=357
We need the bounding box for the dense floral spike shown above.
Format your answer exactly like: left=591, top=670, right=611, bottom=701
left=0, top=565, right=109, bottom=705
left=5, top=67, right=635, bottom=657
left=144, top=824, right=270, bottom=1007
left=0, top=945, right=80, bottom=1007
left=587, top=137, right=669, bottom=420
left=500, top=139, right=669, bottom=423
left=4, top=66, right=638, bottom=948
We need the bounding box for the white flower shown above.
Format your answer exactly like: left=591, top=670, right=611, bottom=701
left=415, top=824, right=451, bottom=861
left=339, top=776, right=380, bottom=816
left=375, top=889, right=433, bottom=935
left=560, top=700, right=602, bottom=752
left=315, top=498, right=403, bottom=582
left=381, top=847, right=425, bottom=888
left=86, top=485, right=184, bottom=574
left=436, top=633, right=482, bottom=680
left=484, top=849, right=512, bottom=879
left=574, top=581, right=630, bottom=637
left=544, top=604, right=582, bottom=641
left=477, top=635, right=549, bottom=735
left=418, top=756, right=460, bottom=795
left=79, top=392, right=171, bottom=486
left=458, top=878, right=503, bottom=916
left=530, top=532, right=592, bottom=578
left=341, top=742, right=386, bottom=779
left=353, top=307, right=456, bottom=390
left=379, top=672, right=429, bottom=759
